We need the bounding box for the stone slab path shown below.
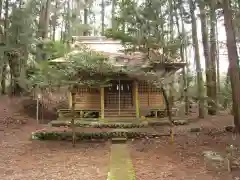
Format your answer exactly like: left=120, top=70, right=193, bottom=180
left=107, top=143, right=136, bottom=180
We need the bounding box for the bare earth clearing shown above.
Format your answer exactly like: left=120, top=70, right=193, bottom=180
left=0, top=96, right=239, bottom=180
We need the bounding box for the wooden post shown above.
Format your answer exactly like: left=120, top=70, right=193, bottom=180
left=118, top=79, right=121, bottom=115
left=68, top=90, right=72, bottom=108
left=36, top=96, right=39, bottom=124
left=100, top=87, right=105, bottom=120
left=71, top=90, right=76, bottom=147
left=134, top=81, right=140, bottom=119
left=148, top=83, right=150, bottom=107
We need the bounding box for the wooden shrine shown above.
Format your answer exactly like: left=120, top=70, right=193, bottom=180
left=53, top=36, right=185, bottom=120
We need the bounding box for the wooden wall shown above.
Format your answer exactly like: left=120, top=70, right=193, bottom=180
left=75, top=88, right=101, bottom=109
left=138, top=81, right=164, bottom=108
left=72, top=81, right=164, bottom=110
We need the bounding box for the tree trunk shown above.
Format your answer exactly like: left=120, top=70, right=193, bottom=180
left=52, top=1, right=59, bottom=41
left=65, top=0, right=70, bottom=46
left=71, top=89, right=76, bottom=147
left=101, top=0, right=105, bottom=35
left=216, top=18, right=221, bottom=110
left=189, top=0, right=205, bottom=118
left=175, top=1, right=189, bottom=115
left=168, top=0, right=175, bottom=109
left=199, top=2, right=213, bottom=115
left=0, top=0, right=2, bottom=17
left=1, top=0, right=8, bottom=95
left=223, top=0, right=240, bottom=133
left=111, top=0, right=116, bottom=30
left=161, top=86, right=174, bottom=142
left=38, top=0, right=51, bottom=39
left=83, top=0, right=88, bottom=36
left=8, top=54, right=22, bottom=96
left=37, top=0, right=51, bottom=60
left=8, top=3, right=26, bottom=96
left=60, top=16, right=64, bottom=42
left=1, top=62, right=6, bottom=94
left=209, top=2, right=217, bottom=115
left=62, top=1, right=69, bottom=43
left=121, top=0, right=126, bottom=32
left=42, top=0, right=51, bottom=39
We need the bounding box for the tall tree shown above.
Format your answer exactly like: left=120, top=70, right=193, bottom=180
left=65, top=0, right=70, bottom=42
left=168, top=0, right=175, bottom=110
left=223, top=0, right=240, bottom=133
left=189, top=0, right=205, bottom=118
left=101, top=0, right=105, bottom=35
left=38, top=0, right=51, bottom=39
left=0, top=0, right=2, bottom=17
left=83, top=0, right=88, bottom=36
left=1, top=0, right=9, bottom=94
left=111, top=0, right=117, bottom=30
left=199, top=1, right=213, bottom=115
left=37, top=0, right=51, bottom=61
left=208, top=1, right=217, bottom=115
left=215, top=17, right=221, bottom=110
left=51, top=1, right=60, bottom=41
left=174, top=0, right=189, bottom=114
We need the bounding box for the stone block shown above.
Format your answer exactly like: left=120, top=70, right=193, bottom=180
left=203, top=151, right=228, bottom=172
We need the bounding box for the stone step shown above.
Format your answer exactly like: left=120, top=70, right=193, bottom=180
left=111, top=137, right=127, bottom=144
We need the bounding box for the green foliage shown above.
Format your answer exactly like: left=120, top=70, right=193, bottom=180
left=42, top=40, right=70, bottom=60
left=0, top=0, right=41, bottom=94
left=51, top=121, right=149, bottom=128
left=27, top=47, right=115, bottom=90
left=27, top=61, right=63, bottom=89
left=71, top=23, right=92, bottom=36
left=219, top=76, right=232, bottom=109
left=7, top=0, right=39, bottom=51
left=104, top=0, right=185, bottom=60
left=32, top=130, right=159, bottom=141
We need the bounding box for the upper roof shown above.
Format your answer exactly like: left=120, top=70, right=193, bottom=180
left=51, top=36, right=185, bottom=83
left=52, top=36, right=184, bottom=68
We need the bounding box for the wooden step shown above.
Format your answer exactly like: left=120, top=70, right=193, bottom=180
left=104, top=110, right=136, bottom=113
left=104, top=109, right=136, bottom=112
left=104, top=117, right=139, bottom=121
left=104, top=114, right=136, bottom=117
left=104, top=113, right=136, bottom=116
left=103, top=109, right=136, bottom=117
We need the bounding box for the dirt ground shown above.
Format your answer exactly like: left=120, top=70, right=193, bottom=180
left=129, top=135, right=233, bottom=180
left=0, top=96, right=240, bottom=180
left=0, top=97, right=110, bottom=180
left=0, top=125, right=110, bottom=180
left=130, top=115, right=240, bottom=180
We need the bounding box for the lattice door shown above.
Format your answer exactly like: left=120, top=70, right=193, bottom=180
left=120, top=80, right=133, bottom=108
left=105, top=80, right=133, bottom=109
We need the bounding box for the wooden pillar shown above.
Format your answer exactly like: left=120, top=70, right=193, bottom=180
left=68, top=91, right=72, bottom=108
left=148, top=83, right=150, bottom=107
left=134, top=81, right=140, bottom=119
left=100, top=87, right=105, bottom=120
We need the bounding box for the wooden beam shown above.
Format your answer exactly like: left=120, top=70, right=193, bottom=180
left=100, top=87, right=105, bottom=120
left=68, top=91, right=72, bottom=108
left=134, top=81, right=140, bottom=119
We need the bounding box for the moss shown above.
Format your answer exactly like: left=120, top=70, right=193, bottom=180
left=31, top=131, right=149, bottom=141
left=108, top=144, right=136, bottom=180
left=50, top=121, right=149, bottom=128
